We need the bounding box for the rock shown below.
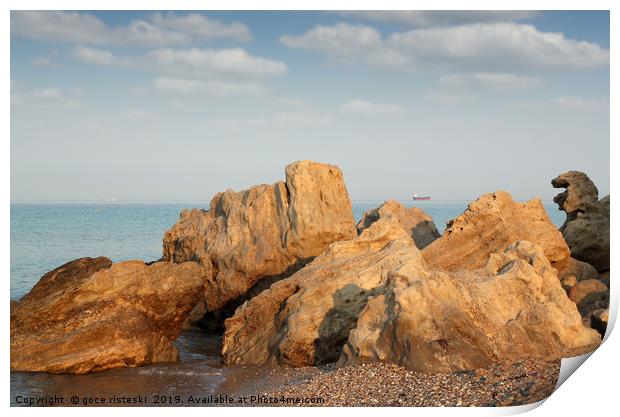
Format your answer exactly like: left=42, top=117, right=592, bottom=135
left=223, top=219, right=599, bottom=371
left=356, top=200, right=440, bottom=249
left=553, top=257, right=599, bottom=283
left=561, top=276, right=578, bottom=293
left=17, top=256, right=113, bottom=304
left=598, top=271, right=610, bottom=288
left=163, top=161, right=357, bottom=321
left=552, top=171, right=610, bottom=272
left=568, top=279, right=608, bottom=305
left=590, top=309, right=609, bottom=337
left=576, top=291, right=609, bottom=322
left=552, top=171, right=599, bottom=214
left=341, top=241, right=600, bottom=373
left=11, top=258, right=204, bottom=373
left=422, top=192, right=570, bottom=272
left=222, top=220, right=418, bottom=366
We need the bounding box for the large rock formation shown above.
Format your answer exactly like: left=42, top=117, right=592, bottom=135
left=163, top=161, right=357, bottom=324
left=222, top=220, right=420, bottom=366
left=341, top=241, right=600, bottom=372
left=222, top=220, right=599, bottom=372
left=552, top=171, right=610, bottom=272
left=11, top=257, right=204, bottom=373
left=421, top=191, right=570, bottom=272
left=356, top=200, right=440, bottom=249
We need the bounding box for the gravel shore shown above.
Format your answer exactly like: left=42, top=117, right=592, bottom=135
left=263, top=359, right=560, bottom=407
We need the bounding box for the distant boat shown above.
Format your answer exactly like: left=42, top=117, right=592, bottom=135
left=412, top=193, right=431, bottom=201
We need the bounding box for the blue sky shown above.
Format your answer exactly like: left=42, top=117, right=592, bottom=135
left=10, top=11, right=610, bottom=202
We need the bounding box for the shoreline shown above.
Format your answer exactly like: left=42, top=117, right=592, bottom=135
left=263, top=360, right=560, bottom=407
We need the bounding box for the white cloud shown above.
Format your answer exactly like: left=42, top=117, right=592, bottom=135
left=280, top=23, right=382, bottom=60
left=11, top=11, right=252, bottom=46
left=281, top=22, right=609, bottom=71
left=340, top=11, right=537, bottom=27
left=152, top=77, right=267, bottom=97
left=438, top=73, right=543, bottom=90
left=425, top=72, right=542, bottom=104
left=387, top=23, right=609, bottom=69
left=147, top=48, right=287, bottom=78
left=74, top=46, right=122, bottom=66
left=11, top=86, right=81, bottom=108
left=150, top=12, right=251, bottom=42
left=74, top=47, right=287, bottom=96
left=340, top=99, right=404, bottom=116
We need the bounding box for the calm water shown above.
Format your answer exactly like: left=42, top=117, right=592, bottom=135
left=10, top=200, right=565, bottom=406
left=10, top=201, right=565, bottom=299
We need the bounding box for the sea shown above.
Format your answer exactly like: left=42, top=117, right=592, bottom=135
left=10, top=201, right=566, bottom=406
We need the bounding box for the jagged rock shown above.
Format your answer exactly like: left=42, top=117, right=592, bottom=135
left=422, top=192, right=570, bottom=272
left=552, top=171, right=599, bottom=214
left=356, top=200, right=440, bottom=249
left=561, top=276, right=578, bottom=293
left=162, top=160, right=357, bottom=320
left=577, top=291, right=609, bottom=322
left=553, top=257, right=599, bottom=283
left=222, top=220, right=599, bottom=372
left=591, top=309, right=609, bottom=337
left=11, top=258, right=204, bottom=373
left=552, top=171, right=610, bottom=272
left=222, top=220, right=418, bottom=366
left=341, top=241, right=600, bottom=373
left=568, top=279, right=608, bottom=305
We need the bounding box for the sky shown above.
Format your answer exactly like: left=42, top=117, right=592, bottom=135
left=10, top=10, right=610, bottom=202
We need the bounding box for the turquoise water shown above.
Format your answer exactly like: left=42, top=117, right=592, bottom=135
left=10, top=201, right=565, bottom=300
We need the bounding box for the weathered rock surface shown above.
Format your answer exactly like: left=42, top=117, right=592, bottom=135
left=341, top=241, right=600, bottom=373
left=11, top=257, right=204, bottom=373
left=553, top=257, right=599, bottom=283
left=568, top=279, right=608, bottom=305
left=223, top=219, right=599, bottom=372
left=561, top=276, right=578, bottom=293
left=591, top=309, right=609, bottom=337
left=356, top=200, right=440, bottom=249
left=552, top=171, right=610, bottom=272
left=577, top=292, right=609, bottom=325
left=422, top=192, right=570, bottom=272
left=222, top=220, right=418, bottom=366
left=163, top=161, right=357, bottom=320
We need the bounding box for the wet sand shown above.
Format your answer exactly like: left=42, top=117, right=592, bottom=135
left=11, top=329, right=324, bottom=407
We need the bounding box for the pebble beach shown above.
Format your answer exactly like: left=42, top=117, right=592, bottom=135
left=264, top=360, right=560, bottom=407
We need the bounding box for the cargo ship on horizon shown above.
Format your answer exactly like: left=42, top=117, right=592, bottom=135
left=412, top=194, right=431, bottom=201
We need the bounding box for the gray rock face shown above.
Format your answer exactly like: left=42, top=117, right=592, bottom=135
left=552, top=171, right=610, bottom=272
